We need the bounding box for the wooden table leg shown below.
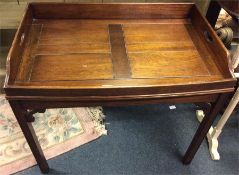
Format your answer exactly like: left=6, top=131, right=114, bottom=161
left=9, top=101, right=49, bottom=173
left=182, top=93, right=230, bottom=164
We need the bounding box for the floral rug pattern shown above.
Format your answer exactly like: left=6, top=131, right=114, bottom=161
left=0, top=96, right=106, bottom=174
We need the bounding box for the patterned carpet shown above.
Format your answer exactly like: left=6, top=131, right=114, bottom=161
left=0, top=95, right=106, bottom=175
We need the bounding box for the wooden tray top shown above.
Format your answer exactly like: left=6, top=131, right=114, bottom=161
left=4, top=3, right=236, bottom=98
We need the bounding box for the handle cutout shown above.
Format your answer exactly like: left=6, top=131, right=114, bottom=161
left=204, top=31, right=213, bottom=43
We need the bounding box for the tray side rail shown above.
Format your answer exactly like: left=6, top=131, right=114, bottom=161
left=189, top=5, right=234, bottom=79
left=4, top=4, right=34, bottom=86
left=29, top=3, right=194, bottom=19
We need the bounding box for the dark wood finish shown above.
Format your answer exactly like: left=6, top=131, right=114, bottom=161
left=5, top=5, right=33, bottom=83
left=183, top=93, right=230, bottom=164
left=109, top=24, right=131, bottom=78
left=206, top=1, right=221, bottom=27
left=190, top=5, right=233, bottom=75
left=18, top=94, right=219, bottom=109
left=206, top=1, right=239, bottom=28
left=30, top=3, right=193, bottom=19
left=4, top=3, right=237, bottom=173
left=9, top=101, right=49, bottom=173
left=219, top=0, right=239, bottom=19
left=25, top=108, right=46, bottom=122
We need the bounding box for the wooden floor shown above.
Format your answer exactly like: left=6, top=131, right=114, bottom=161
left=14, top=19, right=223, bottom=87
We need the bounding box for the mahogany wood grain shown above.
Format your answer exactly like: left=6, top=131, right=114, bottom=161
left=31, top=54, right=113, bottom=81
left=3, top=3, right=237, bottom=173
left=30, top=3, right=193, bottom=19
left=6, top=17, right=235, bottom=93
left=185, top=24, right=222, bottom=76
left=36, top=43, right=110, bottom=54
left=128, top=51, right=210, bottom=78
left=189, top=5, right=233, bottom=77
left=6, top=4, right=33, bottom=83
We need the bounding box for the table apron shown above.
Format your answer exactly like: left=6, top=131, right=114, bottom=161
left=6, top=94, right=221, bottom=109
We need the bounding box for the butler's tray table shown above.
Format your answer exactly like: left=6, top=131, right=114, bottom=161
left=4, top=3, right=237, bottom=173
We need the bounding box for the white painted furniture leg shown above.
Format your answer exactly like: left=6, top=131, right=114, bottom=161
left=196, top=87, right=239, bottom=160
left=232, top=45, right=239, bottom=69
left=196, top=110, right=220, bottom=160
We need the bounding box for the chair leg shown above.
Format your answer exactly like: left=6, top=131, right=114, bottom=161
left=182, top=93, right=230, bottom=164
left=9, top=101, right=49, bottom=173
